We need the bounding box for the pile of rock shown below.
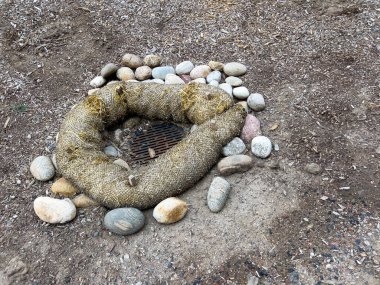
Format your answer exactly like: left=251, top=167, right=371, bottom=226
left=30, top=53, right=277, bottom=235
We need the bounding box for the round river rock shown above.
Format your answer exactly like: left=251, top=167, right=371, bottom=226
left=103, top=207, right=145, bottom=235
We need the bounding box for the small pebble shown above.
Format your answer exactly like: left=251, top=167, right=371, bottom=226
left=175, top=61, right=194, bottom=75
left=90, top=76, right=106, bottom=88
left=218, top=83, right=233, bottom=96
left=207, top=177, right=231, bottom=213
left=247, top=93, right=266, bottom=111
left=152, top=66, right=175, bottom=80
left=113, top=158, right=131, bottom=170
left=217, top=155, right=253, bottom=176
left=103, top=208, right=145, bottom=235
left=100, top=63, right=118, bottom=78
left=206, top=71, right=222, bottom=83
left=208, top=61, right=224, bottom=71
left=304, top=163, right=321, bottom=175
left=251, top=136, right=272, bottom=158
left=222, top=137, right=246, bottom=156
left=375, top=146, right=380, bottom=154
left=34, top=197, right=76, bottom=224
left=135, top=66, right=152, bottom=81
left=30, top=156, right=55, bottom=181
left=104, top=146, right=118, bottom=157
left=51, top=177, right=78, bottom=197
left=165, top=74, right=185, bottom=84
left=190, top=65, right=211, bottom=79
left=143, top=54, right=161, bottom=67
left=153, top=197, right=188, bottom=224
left=233, top=86, right=250, bottom=99
left=88, top=88, right=99, bottom=96
left=223, top=62, right=247, bottom=76
left=241, top=114, right=261, bottom=143
left=72, top=194, right=99, bottom=208
left=191, top=78, right=206, bottom=84
left=116, top=67, right=135, bottom=81
left=121, top=53, right=143, bottom=68
left=274, top=144, right=280, bottom=151
left=208, top=80, right=219, bottom=87
left=225, top=76, right=243, bottom=87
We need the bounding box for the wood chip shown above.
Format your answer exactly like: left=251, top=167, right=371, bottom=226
left=3, top=117, right=10, bottom=129
left=269, top=121, right=279, bottom=131
left=148, top=148, right=156, bottom=158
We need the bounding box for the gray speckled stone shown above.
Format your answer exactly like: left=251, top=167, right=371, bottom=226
left=152, top=66, right=175, bottom=80
left=103, top=208, right=145, bottom=235
left=143, top=54, right=161, bottom=67
left=304, top=163, right=321, bottom=174
left=251, top=136, right=272, bottom=158
left=100, top=63, right=118, bottom=78
left=30, top=156, right=55, bottom=181
left=217, top=155, right=253, bottom=176
left=225, top=76, right=243, bottom=87
left=247, top=93, right=266, bottom=111
left=207, top=177, right=231, bottom=213
left=223, top=62, right=247, bottom=76
left=222, top=137, right=246, bottom=156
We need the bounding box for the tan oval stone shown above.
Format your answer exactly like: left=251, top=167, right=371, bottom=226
left=190, top=65, right=211, bottom=79
left=217, top=155, right=253, bottom=176
left=72, top=194, right=99, bottom=208
left=51, top=178, right=79, bottom=197
left=116, top=67, right=135, bottom=81
left=143, top=54, right=161, bottom=67
left=121, top=53, right=143, bottom=68
left=153, top=197, right=188, bottom=224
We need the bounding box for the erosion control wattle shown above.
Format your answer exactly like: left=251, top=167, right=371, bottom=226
left=56, top=82, right=246, bottom=209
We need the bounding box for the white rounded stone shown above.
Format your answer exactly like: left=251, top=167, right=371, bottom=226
left=190, top=65, right=211, bottom=79
left=218, top=83, right=233, bottom=96
left=207, top=177, right=231, bottom=213
left=208, top=80, right=219, bottom=87
left=206, top=71, right=222, bottom=83
left=225, top=76, right=243, bottom=87
left=34, top=197, right=76, bottom=224
left=251, top=136, right=272, bottom=158
left=30, top=156, right=55, bottom=181
left=191, top=78, right=206, bottom=84
left=165, top=74, right=185, bottom=84
left=90, top=76, right=106, bottom=88
left=223, top=62, right=247, bottom=76
left=233, top=86, right=250, bottom=99
left=222, top=137, right=246, bottom=156
left=175, top=61, right=194, bottom=75
left=104, top=146, right=119, bottom=157
left=247, top=93, right=266, bottom=111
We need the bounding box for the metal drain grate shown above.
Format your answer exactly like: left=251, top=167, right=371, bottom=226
left=128, top=122, right=185, bottom=165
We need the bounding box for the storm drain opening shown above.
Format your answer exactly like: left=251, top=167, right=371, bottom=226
left=126, top=122, right=185, bottom=166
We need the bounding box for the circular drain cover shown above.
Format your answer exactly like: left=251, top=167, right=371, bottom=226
left=127, top=122, right=185, bottom=165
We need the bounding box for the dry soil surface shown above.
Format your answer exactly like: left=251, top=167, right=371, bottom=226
left=0, top=0, right=380, bottom=284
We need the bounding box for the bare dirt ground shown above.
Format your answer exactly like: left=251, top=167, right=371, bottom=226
left=1, top=0, right=380, bottom=284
